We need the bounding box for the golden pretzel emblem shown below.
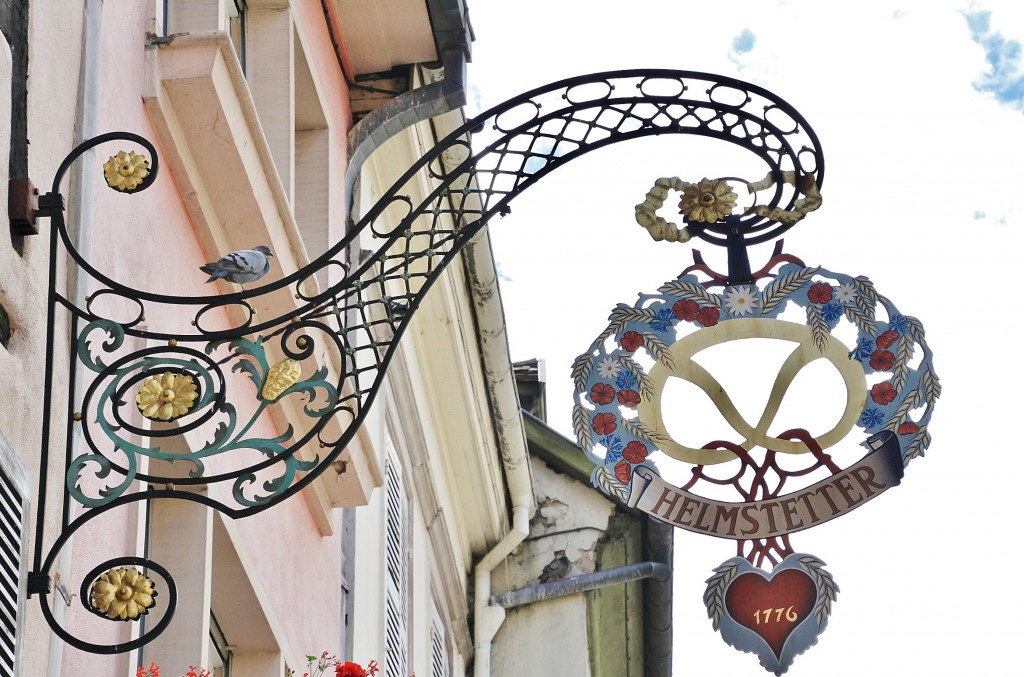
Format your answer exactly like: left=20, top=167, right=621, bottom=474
left=637, top=318, right=867, bottom=465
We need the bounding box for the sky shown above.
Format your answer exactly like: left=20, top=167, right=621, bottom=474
left=467, top=1, right=1024, bottom=675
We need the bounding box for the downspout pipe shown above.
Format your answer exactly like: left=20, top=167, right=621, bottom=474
left=472, top=504, right=529, bottom=677
left=463, top=211, right=534, bottom=677
left=423, top=72, right=536, bottom=677
left=438, top=113, right=536, bottom=677
left=491, top=561, right=672, bottom=610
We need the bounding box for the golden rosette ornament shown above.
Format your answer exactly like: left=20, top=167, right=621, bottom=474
left=89, top=566, right=156, bottom=621
left=103, top=150, right=150, bottom=192
left=136, top=372, right=198, bottom=421
left=679, top=178, right=737, bottom=223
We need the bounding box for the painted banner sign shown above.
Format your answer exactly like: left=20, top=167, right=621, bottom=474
left=627, top=431, right=903, bottom=539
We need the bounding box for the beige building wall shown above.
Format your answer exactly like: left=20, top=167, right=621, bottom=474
left=349, top=96, right=510, bottom=676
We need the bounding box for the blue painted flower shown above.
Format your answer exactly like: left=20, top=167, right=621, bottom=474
left=648, top=308, right=676, bottom=332
left=821, top=302, right=843, bottom=325
left=888, top=314, right=909, bottom=334
left=849, top=336, right=874, bottom=361
left=859, top=408, right=885, bottom=429
left=600, top=435, right=624, bottom=462
left=615, top=371, right=638, bottom=390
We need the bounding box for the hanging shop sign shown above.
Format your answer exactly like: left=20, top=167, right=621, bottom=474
left=570, top=145, right=939, bottom=672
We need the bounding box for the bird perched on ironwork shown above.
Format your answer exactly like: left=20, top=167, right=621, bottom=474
left=387, top=299, right=410, bottom=322
left=200, top=246, right=274, bottom=284
left=539, top=551, right=571, bottom=584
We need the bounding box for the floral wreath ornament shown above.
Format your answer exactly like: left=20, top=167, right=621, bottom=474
left=571, top=176, right=938, bottom=674
left=634, top=172, right=823, bottom=245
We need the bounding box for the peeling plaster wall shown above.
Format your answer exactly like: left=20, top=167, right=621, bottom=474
left=493, top=458, right=616, bottom=593
left=489, top=458, right=618, bottom=676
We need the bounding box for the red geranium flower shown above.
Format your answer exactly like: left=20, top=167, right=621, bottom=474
left=869, top=349, right=895, bottom=371
left=875, top=329, right=900, bottom=349
left=807, top=283, right=833, bottom=304
left=590, top=382, right=616, bottom=405
left=673, top=299, right=699, bottom=321
left=897, top=421, right=920, bottom=435
left=592, top=412, right=617, bottom=435
left=616, top=389, right=641, bottom=408
left=623, top=441, right=649, bottom=463
left=871, top=381, right=897, bottom=405
left=696, top=307, right=720, bottom=327
left=620, top=331, right=644, bottom=352
left=337, top=663, right=367, bottom=677
left=614, top=460, right=632, bottom=483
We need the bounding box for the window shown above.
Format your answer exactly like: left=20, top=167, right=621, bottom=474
left=339, top=508, right=356, bottom=660
left=383, top=435, right=410, bottom=677
left=163, top=0, right=247, bottom=71
left=209, top=612, right=232, bottom=677
left=429, top=601, right=449, bottom=677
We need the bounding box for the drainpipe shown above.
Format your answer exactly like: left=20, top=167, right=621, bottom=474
left=490, top=561, right=671, bottom=610
left=430, top=109, right=537, bottom=677
left=464, top=229, right=535, bottom=677
left=461, top=224, right=536, bottom=677
left=47, top=1, right=103, bottom=676
left=472, top=504, right=529, bottom=677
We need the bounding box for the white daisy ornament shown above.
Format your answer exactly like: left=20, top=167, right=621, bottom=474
left=724, top=285, right=758, bottom=316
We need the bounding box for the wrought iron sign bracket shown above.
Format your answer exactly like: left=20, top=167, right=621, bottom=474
left=27, top=571, right=52, bottom=596
left=23, top=70, right=934, bottom=670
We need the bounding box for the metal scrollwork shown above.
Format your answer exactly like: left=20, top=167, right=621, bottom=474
left=28, top=71, right=829, bottom=653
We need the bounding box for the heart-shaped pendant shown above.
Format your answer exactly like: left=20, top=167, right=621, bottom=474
left=705, top=553, right=838, bottom=674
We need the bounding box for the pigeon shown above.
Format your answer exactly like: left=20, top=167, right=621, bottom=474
left=538, top=551, right=571, bottom=584
left=387, top=299, right=410, bottom=322
left=200, top=246, right=274, bottom=284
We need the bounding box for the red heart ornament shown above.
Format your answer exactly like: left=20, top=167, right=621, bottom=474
left=724, top=569, right=817, bottom=659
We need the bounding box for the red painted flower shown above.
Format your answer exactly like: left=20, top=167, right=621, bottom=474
left=673, top=299, right=699, bottom=321
left=337, top=663, right=367, bottom=677
left=871, top=381, right=897, bottom=405
left=623, top=441, right=649, bottom=463
left=592, top=412, right=617, bottom=435
left=869, top=349, right=895, bottom=371
left=614, top=460, right=632, bottom=483
left=620, top=331, right=644, bottom=352
left=590, top=382, right=616, bottom=405
left=696, top=306, right=720, bottom=327
left=875, top=329, right=900, bottom=349
left=807, top=283, right=833, bottom=304
left=897, top=421, right=920, bottom=435
left=616, top=389, right=641, bottom=408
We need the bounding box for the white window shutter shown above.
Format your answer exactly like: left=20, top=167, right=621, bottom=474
left=384, top=435, right=409, bottom=677
left=429, top=601, right=449, bottom=677
left=0, top=432, right=29, bottom=677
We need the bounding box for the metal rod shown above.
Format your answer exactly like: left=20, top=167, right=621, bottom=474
left=490, top=561, right=671, bottom=610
